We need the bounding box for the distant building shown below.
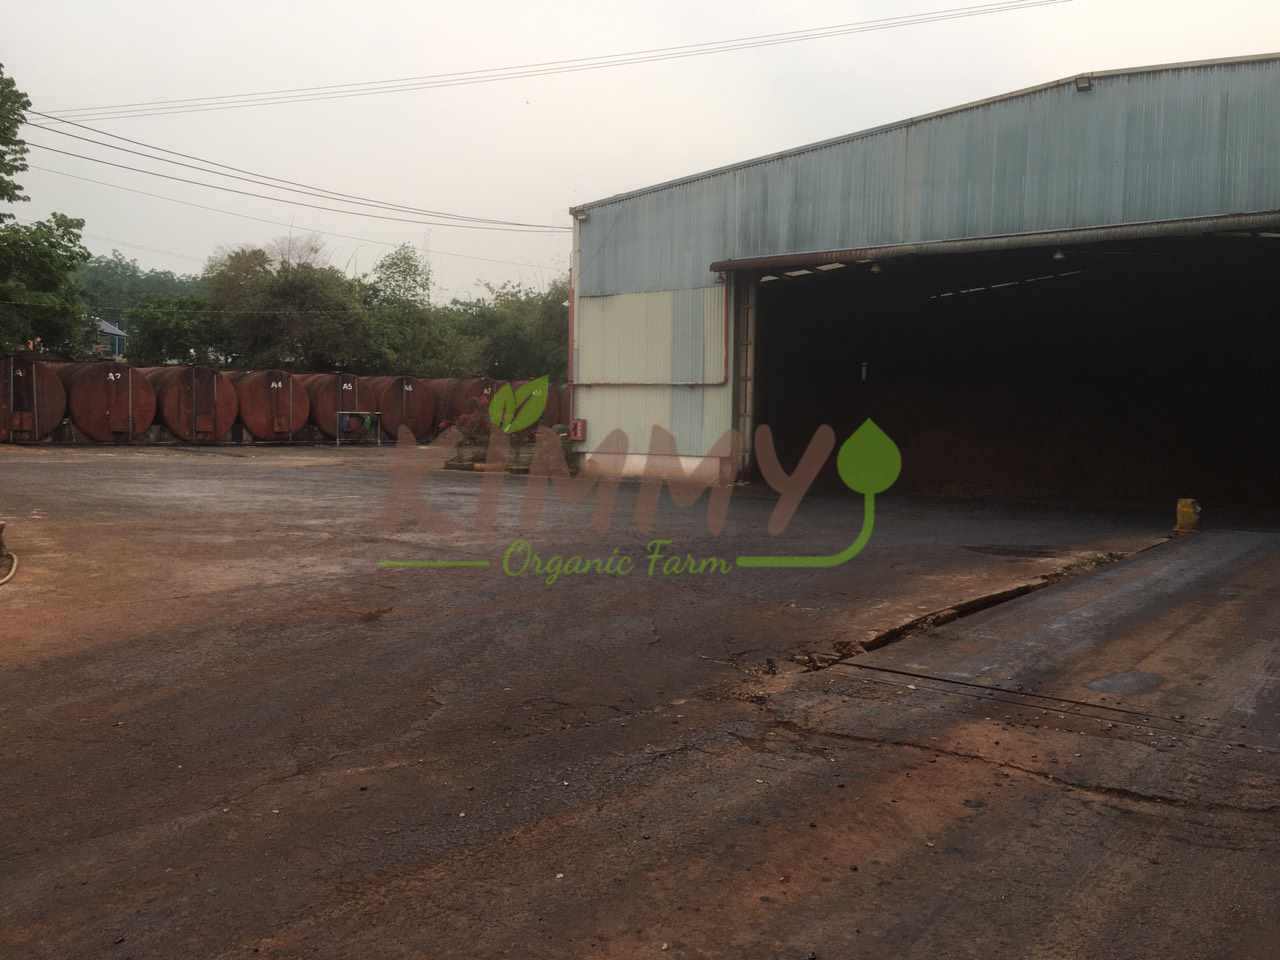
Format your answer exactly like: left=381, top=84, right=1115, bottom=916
left=95, top=318, right=127, bottom=359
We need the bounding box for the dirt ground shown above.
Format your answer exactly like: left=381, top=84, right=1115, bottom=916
left=8, top=443, right=1250, bottom=958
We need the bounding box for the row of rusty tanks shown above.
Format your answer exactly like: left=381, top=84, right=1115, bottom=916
left=3, top=358, right=572, bottom=444
left=0, top=359, right=159, bottom=444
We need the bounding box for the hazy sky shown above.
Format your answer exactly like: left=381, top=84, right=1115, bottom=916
left=6, top=1, right=1279, bottom=299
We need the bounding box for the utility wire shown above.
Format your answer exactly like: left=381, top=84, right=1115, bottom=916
left=24, top=142, right=568, bottom=234
left=22, top=120, right=568, bottom=229
left=62, top=5, right=1015, bottom=115
left=27, top=165, right=563, bottom=270
left=18, top=2, right=1064, bottom=251
left=65, top=3, right=1067, bottom=122
left=6, top=211, right=187, bottom=259
left=24, top=112, right=563, bottom=229
left=81, top=232, right=207, bottom=264
left=42, top=1, right=1071, bottom=121
left=54, top=3, right=1044, bottom=116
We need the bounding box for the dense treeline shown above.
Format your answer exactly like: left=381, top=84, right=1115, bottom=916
left=5, top=239, right=568, bottom=381
left=78, top=241, right=568, bottom=380
left=0, top=62, right=567, bottom=379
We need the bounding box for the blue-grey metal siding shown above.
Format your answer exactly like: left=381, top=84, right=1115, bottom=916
left=576, top=56, right=1280, bottom=297
left=669, top=288, right=709, bottom=452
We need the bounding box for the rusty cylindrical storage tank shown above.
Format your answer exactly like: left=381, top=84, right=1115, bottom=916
left=449, top=377, right=492, bottom=422
left=138, top=366, right=238, bottom=442
left=421, top=378, right=456, bottom=427
left=1, top=356, right=67, bottom=441
left=296, top=373, right=372, bottom=440
left=367, top=375, right=436, bottom=441
left=229, top=370, right=309, bottom=440
left=56, top=361, right=156, bottom=442
left=540, top=381, right=562, bottom=428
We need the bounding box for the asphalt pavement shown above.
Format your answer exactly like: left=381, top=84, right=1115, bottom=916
left=3, top=446, right=1270, bottom=957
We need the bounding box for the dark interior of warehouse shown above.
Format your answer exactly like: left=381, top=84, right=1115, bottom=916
left=752, top=234, right=1280, bottom=511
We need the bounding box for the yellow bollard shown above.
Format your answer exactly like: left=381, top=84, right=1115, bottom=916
left=1175, top=498, right=1201, bottom=534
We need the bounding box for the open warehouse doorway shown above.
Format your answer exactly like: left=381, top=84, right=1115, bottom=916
left=747, top=232, right=1280, bottom=511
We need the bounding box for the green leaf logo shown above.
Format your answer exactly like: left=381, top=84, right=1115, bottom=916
left=488, top=375, right=550, bottom=433
left=836, top=419, right=902, bottom=495
left=489, top=383, right=516, bottom=429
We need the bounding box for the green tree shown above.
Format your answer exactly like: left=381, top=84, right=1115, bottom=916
left=202, top=242, right=374, bottom=370
left=124, top=296, right=225, bottom=366
left=368, top=243, right=430, bottom=306
left=0, top=64, right=93, bottom=354
left=76, top=250, right=202, bottom=332
left=201, top=246, right=271, bottom=365
left=0, top=63, right=30, bottom=218
left=445, top=277, right=568, bottom=380
left=519, top=275, right=569, bottom=379
left=363, top=244, right=462, bottom=375
left=0, top=213, right=92, bottom=354
left=267, top=260, right=373, bottom=370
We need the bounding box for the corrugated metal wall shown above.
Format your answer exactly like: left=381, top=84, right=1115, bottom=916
left=574, top=285, right=732, bottom=454
left=577, top=56, right=1280, bottom=297
left=576, top=287, right=724, bottom=385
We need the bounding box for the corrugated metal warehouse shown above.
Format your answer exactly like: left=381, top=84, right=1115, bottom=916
left=568, top=52, right=1280, bottom=506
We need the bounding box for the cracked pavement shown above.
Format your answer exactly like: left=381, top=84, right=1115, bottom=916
left=3, top=445, right=1274, bottom=957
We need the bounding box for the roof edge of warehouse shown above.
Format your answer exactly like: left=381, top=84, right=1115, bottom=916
left=569, top=51, right=1280, bottom=216
left=707, top=208, right=1280, bottom=273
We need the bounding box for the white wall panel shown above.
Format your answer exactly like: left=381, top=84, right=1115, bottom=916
left=573, top=285, right=732, bottom=457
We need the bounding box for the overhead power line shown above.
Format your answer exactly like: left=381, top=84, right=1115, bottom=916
left=27, top=113, right=567, bottom=229
left=7, top=214, right=207, bottom=264
left=81, top=233, right=207, bottom=265
left=22, top=119, right=568, bottom=230
left=25, top=165, right=563, bottom=271
left=41, top=1, right=1072, bottom=121
left=24, top=142, right=569, bottom=234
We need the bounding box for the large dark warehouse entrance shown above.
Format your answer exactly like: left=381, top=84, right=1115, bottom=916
left=574, top=54, right=1280, bottom=504
left=750, top=233, right=1280, bottom=510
